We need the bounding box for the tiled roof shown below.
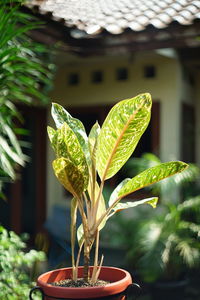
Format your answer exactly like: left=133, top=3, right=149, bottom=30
left=26, top=0, right=200, bottom=35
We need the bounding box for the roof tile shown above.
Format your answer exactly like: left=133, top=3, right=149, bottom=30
left=26, top=0, right=200, bottom=35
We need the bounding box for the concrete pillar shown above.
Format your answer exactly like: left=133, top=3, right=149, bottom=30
left=46, top=106, right=63, bottom=218
left=159, top=60, right=182, bottom=162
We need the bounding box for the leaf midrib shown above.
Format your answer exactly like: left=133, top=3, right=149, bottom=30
left=118, top=162, right=188, bottom=199
left=100, top=99, right=146, bottom=181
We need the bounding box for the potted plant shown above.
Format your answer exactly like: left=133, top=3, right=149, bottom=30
left=29, top=93, right=188, bottom=300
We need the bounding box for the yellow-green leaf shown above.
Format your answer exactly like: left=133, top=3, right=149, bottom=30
left=88, top=122, right=100, bottom=166
left=96, top=93, right=152, bottom=180
left=109, top=178, right=131, bottom=207
left=52, top=157, right=85, bottom=198
left=118, top=161, right=189, bottom=198
left=50, top=123, right=89, bottom=190
left=51, top=103, right=91, bottom=166
left=47, top=126, right=58, bottom=153
left=108, top=197, right=158, bottom=218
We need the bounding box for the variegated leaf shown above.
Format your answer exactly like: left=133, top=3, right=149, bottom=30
left=47, top=126, right=58, bottom=154
left=108, top=197, right=158, bottom=218
left=52, top=157, right=85, bottom=198
left=109, top=178, right=131, bottom=207
left=118, top=161, right=188, bottom=198
left=88, top=122, right=100, bottom=165
left=51, top=103, right=91, bottom=166
left=51, top=123, right=89, bottom=190
left=96, top=93, right=152, bottom=180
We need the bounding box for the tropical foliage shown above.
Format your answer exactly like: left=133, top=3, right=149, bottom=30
left=135, top=196, right=200, bottom=282
left=0, top=226, right=45, bottom=300
left=0, top=0, right=54, bottom=197
left=110, top=155, right=200, bottom=282
left=48, top=93, right=188, bottom=283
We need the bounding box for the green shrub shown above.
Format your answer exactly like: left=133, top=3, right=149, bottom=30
left=0, top=226, right=46, bottom=300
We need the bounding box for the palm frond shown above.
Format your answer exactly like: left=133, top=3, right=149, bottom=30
left=175, top=238, right=200, bottom=268
left=178, top=196, right=200, bottom=211
left=0, top=0, right=54, bottom=195
left=179, top=220, right=200, bottom=235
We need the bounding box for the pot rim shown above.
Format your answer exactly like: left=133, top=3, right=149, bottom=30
left=37, top=266, right=132, bottom=298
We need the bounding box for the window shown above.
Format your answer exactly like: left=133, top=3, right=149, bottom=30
left=92, top=71, right=103, bottom=83
left=116, top=67, right=128, bottom=80
left=68, top=73, right=79, bottom=85
left=144, top=65, right=156, bottom=78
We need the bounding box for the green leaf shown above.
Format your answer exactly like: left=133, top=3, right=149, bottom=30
left=51, top=103, right=91, bottom=166
left=47, top=125, right=60, bottom=155
left=47, top=126, right=58, bottom=154
left=88, top=122, right=100, bottom=166
left=118, top=161, right=189, bottom=198
left=77, top=224, right=84, bottom=246
left=108, top=197, right=158, bottom=218
left=52, top=157, right=85, bottom=198
left=49, top=123, right=89, bottom=190
left=3, top=124, right=22, bottom=156
left=109, top=178, right=131, bottom=207
left=0, top=0, right=54, bottom=197
left=96, top=93, right=152, bottom=180
left=0, top=136, right=25, bottom=166
left=0, top=153, right=15, bottom=179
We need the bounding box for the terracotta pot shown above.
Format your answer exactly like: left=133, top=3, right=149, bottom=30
left=29, top=266, right=140, bottom=300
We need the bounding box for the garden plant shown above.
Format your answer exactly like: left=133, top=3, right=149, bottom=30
left=0, top=226, right=45, bottom=300
left=47, top=93, right=188, bottom=285
left=111, top=153, right=200, bottom=299
left=0, top=0, right=54, bottom=197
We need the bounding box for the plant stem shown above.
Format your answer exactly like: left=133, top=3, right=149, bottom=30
left=95, top=254, right=104, bottom=282
left=83, top=237, right=91, bottom=282
left=84, top=192, right=90, bottom=220
left=74, top=240, right=84, bottom=281
left=70, top=198, right=78, bottom=281
left=91, top=230, right=99, bottom=283
left=76, top=196, right=91, bottom=282
left=91, top=179, right=105, bottom=229
left=92, top=196, right=122, bottom=234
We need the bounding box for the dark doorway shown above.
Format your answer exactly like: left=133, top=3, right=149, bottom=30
left=0, top=105, right=47, bottom=236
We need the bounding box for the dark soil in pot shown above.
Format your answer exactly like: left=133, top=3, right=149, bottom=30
left=51, top=278, right=110, bottom=288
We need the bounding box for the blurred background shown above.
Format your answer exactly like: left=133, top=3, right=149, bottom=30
left=0, top=0, right=200, bottom=299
